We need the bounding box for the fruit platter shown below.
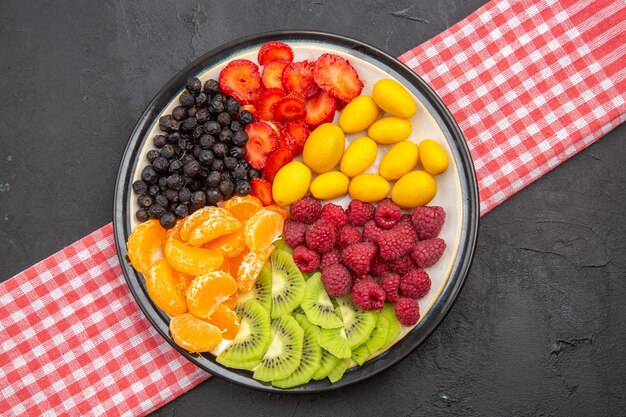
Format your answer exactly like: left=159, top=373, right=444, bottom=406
left=113, top=32, right=478, bottom=392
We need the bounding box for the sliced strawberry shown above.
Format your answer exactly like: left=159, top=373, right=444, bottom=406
left=277, top=125, right=296, bottom=155
left=282, top=61, right=319, bottom=99
left=244, top=121, right=279, bottom=170
left=335, top=99, right=348, bottom=111
left=239, top=104, right=257, bottom=118
left=219, top=59, right=263, bottom=104
left=255, top=88, right=285, bottom=121
left=258, top=41, right=294, bottom=66
left=313, top=53, right=363, bottom=102
left=283, top=121, right=309, bottom=155
left=273, top=95, right=306, bottom=122
left=262, top=60, right=290, bottom=90
left=263, top=148, right=294, bottom=182
left=250, top=178, right=273, bottom=206
left=304, top=90, right=337, bottom=128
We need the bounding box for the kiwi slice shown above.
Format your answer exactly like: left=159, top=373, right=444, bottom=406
left=237, top=262, right=272, bottom=311
left=318, top=327, right=351, bottom=358
left=301, top=273, right=343, bottom=329
left=351, top=344, right=371, bottom=366
left=273, top=238, right=293, bottom=254
left=328, top=358, right=351, bottom=383
left=272, top=315, right=322, bottom=388
left=335, top=297, right=377, bottom=349
left=216, top=300, right=271, bottom=370
left=379, top=303, right=402, bottom=348
left=253, top=315, right=304, bottom=382
left=270, top=250, right=305, bottom=319
left=312, top=349, right=341, bottom=380
left=365, top=314, right=389, bottom=353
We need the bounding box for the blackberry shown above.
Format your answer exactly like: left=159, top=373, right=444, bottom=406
left=178, top=187, right=192, bottom=203
left=174, top=204, right=189, bottom=218
left=152, top=157, right=169, bottom=173
left=166, top=174, right=185, bottom=190
left=148, top=185, right=160, bottom=196
left=206, top=171, right=221, bottom=187
left=229, top=146, right=244, bottom=159
left=180, top=117, right=197, bottom=132
left=136, top=209, right=149, bottom=222
left=185, top=77, right=202, bottom=95
left=141, top=166, right=158, bottom=183
left=232, top=164, right=247, bottom=180
left=154, top=194, right=168, bottom=207
left=216, top=112, right=231, bottom=127
left=172, top=106, right=187, bottom=121
left=137, top=195, right=153, bottom=208
left=231, top=131, right=248, bottom=146
left=218, top=179, right=234, bottom=195
left=230, top=120, right=243, bottom=132
left=211, top=159, right=224, bottom=172
left=148, top=204, right=166, bottom=218
left=238, top=110, right=254, bottom=124
left=203, top=121, right=220, bottom=135
left=223, top=157, right=238, bottom=170
left=195, top=92, right=208, bottom=107
left=165, top=189, right=179, bottom=202
left=225, top=97, right=240, bottom=114
left=199, top=134, right=215, bottom=149
left=160, top=212, right=177, bottom=229
left=168, top=159, right=183, bottom=173
left=206, top=188, right=223, bottom=205
left=198, top=149, right=214, bottom=165
left=153, top=135, right=167, bottom=148
left=247, top=168, right=261, bottom=180
left=159, top=144, right=176, bottom=159
left=183, top=160, right=201, bottom=177
left=159, top=114, right=178, bottom=132
left=195, top=108, right=210, bottom=124
left=146, top=149, right=159, bottom=163
left=179, top=91, right=195, bottom=108
left=203, top=79, right=220, bottom=94
left=190, top=191, right=207, bottom=210
left=218, top=129, right=232, bottom=143
left=213, top=143, right=227, bottom=159
left=235, top=180, right=251, bottom=196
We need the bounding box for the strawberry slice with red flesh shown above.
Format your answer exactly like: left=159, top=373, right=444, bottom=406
left=273, top=95, right=307, bottom=122
left=304, top=90, right=337, bottom=128
left=313, top=53, right=364, bottom=102
left=282, top=61, right=319, bottom=99
left=255, top=88, right=285, bottom=121
left=219, top=59, right=263, bottom=104
left=262, top=60, right=290, bottom=90
left=244, top=121, right=279, bottom=170
left=262, top=148, right=294, bottom=182
left=250, top=178, right=273, bottom=206
left=277, top=125, right=296, bottom=156
left=258, top=41, right=294, bottom=66
left=283, top=121, right=309, bottom=155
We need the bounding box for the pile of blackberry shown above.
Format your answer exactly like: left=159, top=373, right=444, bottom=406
left=131, top=77, right=259, bottom=229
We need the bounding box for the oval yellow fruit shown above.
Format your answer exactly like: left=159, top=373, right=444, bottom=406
left=272, top=161, right=312, bottom=206
left=349, top=174, right=390, bottom=202
left=339, top=136, right=378, bottom=177
left=379, top=141, right=419, bottom=180
left=338, top=96, right=380, bottom=134
left=391, top=170, right=437, bottom=208
left=367, top=117, right=412, bottom=144
left=419, top=139, right=449, bottom=175
left=372, top=79, right=417, bottom=118
left=302, top=123, right=346, bottom=173
left=310, top=171, right=350, bottom=200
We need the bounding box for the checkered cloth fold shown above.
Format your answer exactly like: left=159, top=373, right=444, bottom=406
left=1, top=0, right=625, bottom=415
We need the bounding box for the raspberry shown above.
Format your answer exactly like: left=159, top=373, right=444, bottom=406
left=292, top=245, right=320, bottom=273
left=399, top=269, right=431, bottom=299
left=341, top=242, right=377, bottom=276
left=351, top=278, right=385, bottom=311
left=411, top=206, right=446, bottom=240
left=336, top=224, right=361, bottom=249
left=378, top=229, right=413, bottom=261
left=283, top=219, right=307, bottom=248
left=290, top=196, right=322, bottom=224
left=321, top=264, right=352, bottom=296
left=393, top=215, right=417, bottom=242
left=321, top=203, right=348, bottom=228
left=390, top=255, right=416, bottom=275
left=305, top=219, right=336, bottom=253
left=394, top=297, right=420, bottom=326
left=346, top=200, right=374, bottom=226
left=411, top=238, right=446, bottom=268
left=320, top=249, right=342, bottom=271
left=374, top=199, right=402, bottom=229
left=362, top=220, right=383, bottom=244
left=369, top=255, right=390, bottom=277
left=379, top=273, right=401, bottom=303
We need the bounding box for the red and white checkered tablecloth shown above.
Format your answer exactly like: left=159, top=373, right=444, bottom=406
left=1, top=0, right=625, bottom=415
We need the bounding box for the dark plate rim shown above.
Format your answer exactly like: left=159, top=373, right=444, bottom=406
left=113, top=30, right=479, bottom=394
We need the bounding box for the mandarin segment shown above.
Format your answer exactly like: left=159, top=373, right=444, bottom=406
left=221, top=195, right=262, bottom=222
left=179, top=206, right=230, bottom=242
left=186, top=271, right=238, bottom=319
left=165, top=218, right=185, bottom=243
left=174, top=270, right=195, bottom=298
left=204, top=229, right=246, bottom=258
left=188, top=216, right=241, bottom=246
left=170, top=313, right=223, bottom=353
left=222, top=293, right=238, bottom=310
left=244, top=209, right=285, bottom=252
left=127, top=219, right=167, bottom=275
left=264, top=204, right=291, bottom=220
left=237, top=245, right=274, bottom=293
left=145, top=259, right=188, bottom=316
left=206, top=304, right=240, bottom=339
left=164, top=239, right=224, bottom=276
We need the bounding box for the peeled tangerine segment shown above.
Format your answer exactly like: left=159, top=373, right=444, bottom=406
left=127, top=219, right=166, bottom=274
left=188, top=215, right=241, bottom=246
left=170, top=313, right=222, bottom=353
left=244, top=209, right=284, bottom=252
left=221, top=195, right=262, bottom=222
left=237, top=246, right=274, bottom=293
left=179, top=206, right=230, bottom=242
left=164, top=239, right=224, bottom=276
left=206, top=304, right=240, bottom=340
left=204, top=229, right=246, bottom=259
left=146, top=258, right=187, bottom=317
left=186, top=271, right=238, bottom=319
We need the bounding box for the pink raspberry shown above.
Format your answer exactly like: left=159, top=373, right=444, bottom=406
left=379, top=272, right=401, bottom=303
left=390, top=255, right=417, bottom=275
left=411, top=206, right=446, bottom=240
left=351, top=278, right=386, bottom=311
left=321, top=203, right=348, bottom=228
left=290, top=196, right=322, bottom=224
left=341, top=242, right=377, bottom=276
left=411, top=238, right=446, bottom=268
left=321, top=264, right=352, bottom=296
left=377, top=229, right=413, bottom=261
left=305, top=219, right=336, bottom=253
left=369, top=255, right=390, bottom=277
left=399, top=269, right=431, bottom=299
left=346, top=200, right=375, bottom=226
left=336, top=224, right=361, bottom=249
left=292, top=245, right=319, bottom=273
left=320, top=249, right=341, bottom=271
left=362, top=220, right=383, bottom=244
left=394, top=298, right=420, bottom=326
left=393, top=215, right=417, bottom=243
left=283, top=219, right=307, bottom=248
left=374, top=198, right=402, bottom=229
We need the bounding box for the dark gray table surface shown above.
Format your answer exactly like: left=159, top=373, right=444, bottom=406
left=1, top=1, right=624, bottom=416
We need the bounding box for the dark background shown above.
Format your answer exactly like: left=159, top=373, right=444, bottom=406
left=1, top=1, right=625, bottom=416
